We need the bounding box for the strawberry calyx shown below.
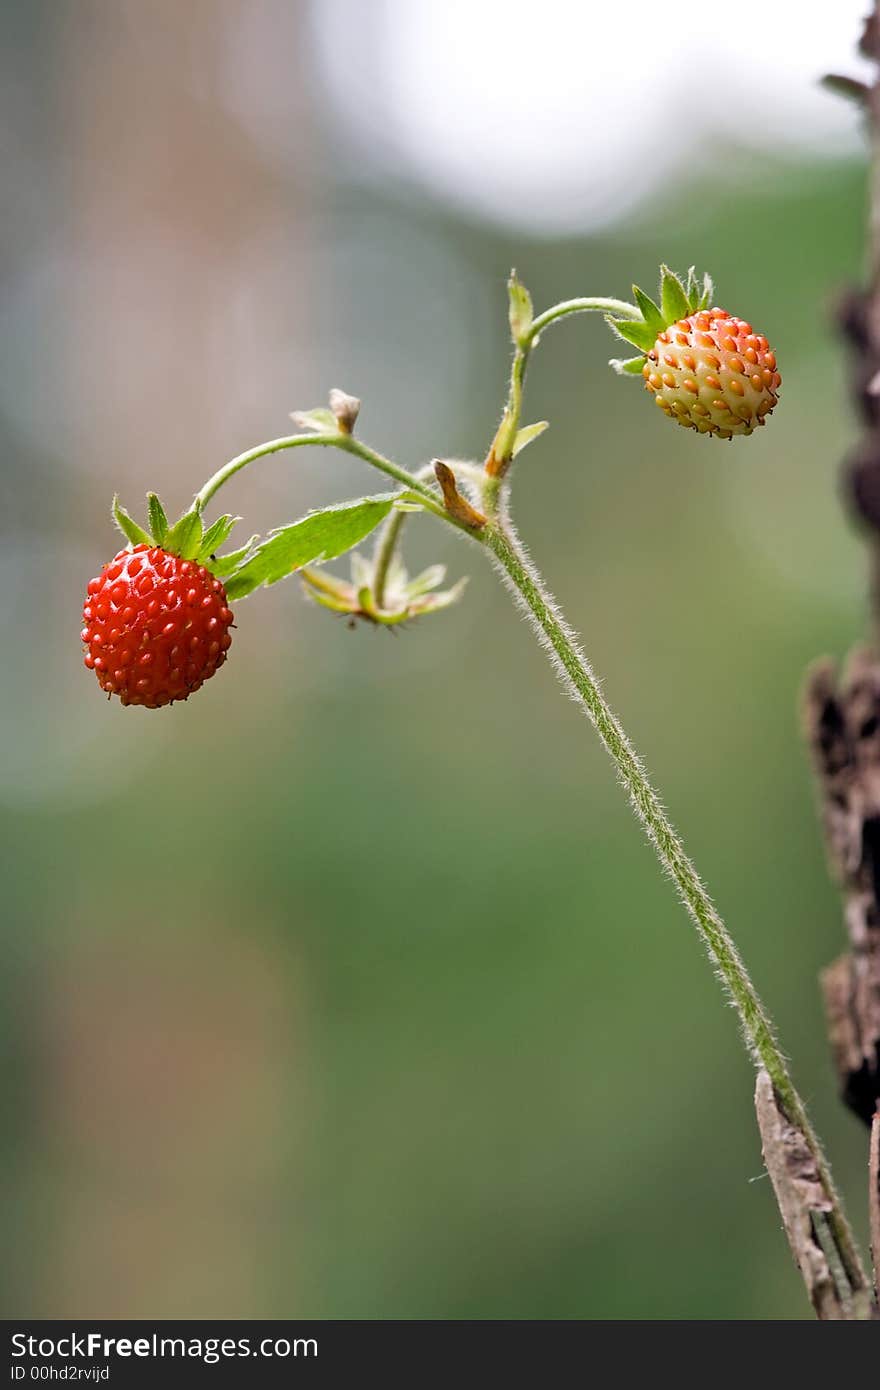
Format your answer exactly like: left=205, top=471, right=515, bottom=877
left=111, top=494, right=242, bottom=573
left=606, top=265, right=714, bottom=372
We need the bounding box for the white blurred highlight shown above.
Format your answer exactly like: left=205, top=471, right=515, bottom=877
left=313, top=0, right=874, bottom=233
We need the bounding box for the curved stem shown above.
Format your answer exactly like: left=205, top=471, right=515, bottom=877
left=481, top=505, right=869, bottom=1298
left=525, top=296, right=640, bottom=344
left=372, top=508, right=406, bottom=610
left=196, top=433, right=440, bottom=511
left=487, top=298, right=638, bottom=479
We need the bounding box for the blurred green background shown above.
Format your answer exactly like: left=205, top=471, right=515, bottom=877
left=0, top=0, right=875, bottom=1319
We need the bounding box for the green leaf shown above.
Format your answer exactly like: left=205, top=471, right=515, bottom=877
left=205, top=536, right=259, bottom=577
left=512, top=420, right=549, bottom=458
left=224, top=496, right=395, bottom=600
left=508, top=270, right=534, bottom=344
left=289, top=406, right=338, bottom=434
left=198, top=514, right=239, bottom=560
left=147, top=493, right=169, bottom=546
left=697, top=270, right=714, bottom=311
left=165, top=506, right=204, bottom=560
left=659, top=265, right=689, bottom=325
left=606, top=317, right=657, bottom=352
left=111, top=495, right=151, bottom=547
left=631, top=285, right=665, bottom=334
left=609, top=355, right=647, bottom=375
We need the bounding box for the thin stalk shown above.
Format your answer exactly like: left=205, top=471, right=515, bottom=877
left=487, top=298, right=639, bottom=477
left=526, top=296, right=641, bottom=342
left=196, top=433, right=440, bottom=512
left=372, top=508, right=406, bottom=610
left=482, top=506, right=869, bottom=1296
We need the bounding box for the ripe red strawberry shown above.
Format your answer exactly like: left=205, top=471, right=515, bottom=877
left=607, top=267, right=780, bottom=441
left=82, top=544, right=233, bottom=708
left=643, top=308, right=780, bottom=439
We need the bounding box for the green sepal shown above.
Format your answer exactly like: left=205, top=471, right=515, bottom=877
left=165, top=505, right=204, bottom=560
left=198, top=514, right=239, bottom=561
left=289, top=406, right=338, bottom=434
left=111, top=495, right=151, bottom=548
left=205, top=537, right=259, bottom=577
left=408, top=576, right=468, bottom=616
left=606, top=317, right=657, bottom=352
left=224, top=495, right=395, bottom=600
left=659, top=265, right=689, bottom=325
left=508, top=270, right=534, bottom=346
left=609, top=355, right=647, bottom=376
left=300, top=570, right=358, bottom=615
left=405, top=564, right=446, bottom=598
left=631, top=286, right=665, bottom=335
left=147, top=493, right=169, bottom=547
left=512, top=421, right=549, bottom=458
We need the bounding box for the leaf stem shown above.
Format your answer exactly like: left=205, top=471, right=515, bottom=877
left=480, top=503, right=869, bottom=1297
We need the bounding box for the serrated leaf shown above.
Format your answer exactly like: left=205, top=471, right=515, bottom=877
left=147, top=493, right=169, bottom=546
left=508, top=270, right=533, bottom=344
left=659, top=265, right=689, bottom=325
left=290, top=406, right=338, bottom=434
left=609, top=355, right=647, bottom=375
left=112, top=495, right=151, bottom=547
left=199, top=514, right=239, bottom=560
left=631, top=286, right=665, bottom=334
left=224, top=496, right=395, bottom=600
left=165, top=506, right=204, bottom=560
left=606, top=317, right=657, bottom=352
left=512, top=421, right=549, bottom=458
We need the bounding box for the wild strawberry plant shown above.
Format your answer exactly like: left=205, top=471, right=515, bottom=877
left=81, top=265, right=876, bottom=1317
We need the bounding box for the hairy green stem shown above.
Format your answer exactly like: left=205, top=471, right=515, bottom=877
left=372, top=508, right=407, bottom=609
left=196, top=433, right=440, bottom=512
left=482, top=506, right=868, bottom=1296
left=525, top=296, right=641, bottom=343
left=489, top=298, right=638, bottom=475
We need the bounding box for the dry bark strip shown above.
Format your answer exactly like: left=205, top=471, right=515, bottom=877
left=804, top=651, right=880, bottom=1124
left=871, top=1111, right=880, bottom=1294
left=754, top=1071, right=872, bottom=1319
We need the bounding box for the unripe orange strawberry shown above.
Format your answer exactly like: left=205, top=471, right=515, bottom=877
left=642, top=309, right=780, bottom=439
left=607, top=266, right=780, bottom=441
